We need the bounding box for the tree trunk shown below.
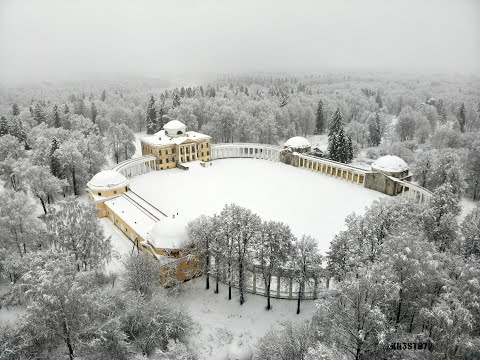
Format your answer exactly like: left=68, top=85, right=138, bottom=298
left=296, top=282, right=302, bottom=314
left=266, top=275, right=272, bottom=310
left=239, top=261, right=244, bottom=305
left=39, top=196, right=47, bottom=215
left=72, top=168, right=78, bottom=196
left=63, top=321, right=75, bottom=360
left=205, top=253, right=210, bottom=290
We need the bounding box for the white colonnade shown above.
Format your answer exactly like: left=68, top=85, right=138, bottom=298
left=211, top=143, right=281, bottom=161
left=111, top=155, right=157, bottom=178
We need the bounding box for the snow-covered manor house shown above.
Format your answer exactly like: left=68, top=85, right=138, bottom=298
left=140, top=120, right=211, bottom=170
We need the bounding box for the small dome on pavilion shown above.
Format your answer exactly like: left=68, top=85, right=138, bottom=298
left=163, top=120, right=187, bottom=137
left=284, top=136, right=311, bottom=149
left=87, top=170, right=129, bottom=191
left=372, top=155, right=408, bottom=173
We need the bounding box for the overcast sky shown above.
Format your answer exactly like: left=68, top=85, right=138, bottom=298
left=0, top=0, right=479, bottom=83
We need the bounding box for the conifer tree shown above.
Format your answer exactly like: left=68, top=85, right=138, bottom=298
left=458, top=103, right=466, bottom=133
left=328, top=108, right=353, bottom=163
left=33, top=102, right=46, bottom=124
left=50, top=137, right=62, bottom=178
left=314, top=99, right=325, bottom=134
left=63, top=103, right=70, bottom=114
left=172, top=93, right=181, bottom=108
left=53, top=104, right=61, bottom=128
left=375, top=91, right=383, bottom=108
left=90, top=101, right=98, bottom=124
left=369, top=112, right=382, bottom=146
left=436, top=99, right=447, bottom=123
left=100, top=89, right=107, bottom=102
left=146, top=95, right=157, bottom=134
left=0, top=116, right=8, bottom=137
left=74, top=98, right=86, bottom=116
left=12, top=102, right=20, bottom=116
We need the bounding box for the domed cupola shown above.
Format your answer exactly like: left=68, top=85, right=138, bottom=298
left=371, top=155, right=409, bottom=178
left=163, top=120, right=187, bottom=138
left=284, top=136, right=311, bottom=153
left=87, top=170, right=129, bottom=196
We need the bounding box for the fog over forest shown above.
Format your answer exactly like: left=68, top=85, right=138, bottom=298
left=1, top=0, right=480, bottom=83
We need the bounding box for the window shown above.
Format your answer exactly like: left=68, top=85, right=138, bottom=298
left=125, top=187, right=128, bottom=191
left=177, top=130, right=183, bottom=135
left=207, top=151, right=210, bottom=156
left=172, top=147, right=175, bottom=154
left=98, top=192, right=101, bottom=196
left=159, top=159, right=163, bottom=164
left=114, top=190, right=117, bottom=194
left=201, top=144, right=203, bottom=148
left=206, top=143, right=209, bottom=148
left=159, top=149, right=162, bottom=156
left=191, top=145, right=195, bottom=152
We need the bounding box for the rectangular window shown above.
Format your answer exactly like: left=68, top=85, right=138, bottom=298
left=172, top=147, right=175, bottom=154
left=207, top=151, right=210, bottom=156
left=159, top=159, right=163, bottom=164
left=159, top=149, right=162, bottom=156
left=207, top=143, right=209, bottom=148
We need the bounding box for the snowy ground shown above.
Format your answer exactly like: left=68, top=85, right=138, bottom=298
left=130, top=158, right=386, bottom=254
left=175, top=277, right=316, bottom=360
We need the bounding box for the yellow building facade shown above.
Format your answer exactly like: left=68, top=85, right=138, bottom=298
left=140, top=120, right=211, bottom=170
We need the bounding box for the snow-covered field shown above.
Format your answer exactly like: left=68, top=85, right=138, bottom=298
left=129, top=158, right=386, bottom=254
left=176, top=277, right=316, bottom=360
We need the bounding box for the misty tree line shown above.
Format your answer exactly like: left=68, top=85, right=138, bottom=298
left=187, top=204, right=323, bottom=314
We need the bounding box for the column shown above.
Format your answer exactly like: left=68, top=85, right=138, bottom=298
left=288, top=277, right=293, bottom=300
left=277, top=270, right=281, bottom=299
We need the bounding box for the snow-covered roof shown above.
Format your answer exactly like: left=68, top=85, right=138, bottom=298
left=284, top=136, right=311, bottom=149
left=87, top=170, right=129, bottom=191
left=163, top=120, right=186, bottom=131
left=371, top=155, right=409, bottom=173
left=146, top=216, right=189, bottom=250
left=141, top=130, right=211, bottom=147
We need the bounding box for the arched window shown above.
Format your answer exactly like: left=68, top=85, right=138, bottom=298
left=177, top=130, right=183, bottom=135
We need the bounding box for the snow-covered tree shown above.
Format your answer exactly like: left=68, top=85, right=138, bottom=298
left=0, top=116, right=8, bottom=136
left=0, top=190, right=46, bottom=257
left=120, top=292, right=192, bottom=356
left=328, top=108, right=353, bottom=163
left=231, top=205, right=261, bottom=305
left=146, top=95, right=157, bottom=134
left=255, top=321, right=318, bottom=360
left=33, top=102, right=46, bottom=125
left=422, top=183, right=460, bottom=252
left=457, top=102, right=466, bottom=133
left=108, top=123, right=136, bottom=164
left=460, top=204, right=480, bottom=258
left=123, top=253, right=161, bottom=296
left=314, top=99, right=325, bottom=134
left=426, top=148, right=465, bottom=196
left=292, top=235, right=323, bottom=314
left=47, top=198, right=111, bottom=270
left=187, top=215, right=214, bottom=290
left=90, top=100, right=98, bottom=123
left=465, top=138, right=480, bottom=200
left=411, top=149, right=437, bottom=187
left=368, top=112, right=382, bottom=146
left=52, top=104, right=62, bottom=128
left=255, top=220, right=294, bottom=310
left=23, top=164, right=67, bottom=214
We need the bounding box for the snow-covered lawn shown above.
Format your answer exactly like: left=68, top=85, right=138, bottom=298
left=176, top=277, right=316, bottom=360
left=130, top=158, right=386, bottom=254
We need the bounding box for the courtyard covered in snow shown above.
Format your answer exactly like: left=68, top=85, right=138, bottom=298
left=129, top=158, right=386, bottom=254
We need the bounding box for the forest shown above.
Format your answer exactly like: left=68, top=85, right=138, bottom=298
left=0, top=72, right=480, bottom=359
